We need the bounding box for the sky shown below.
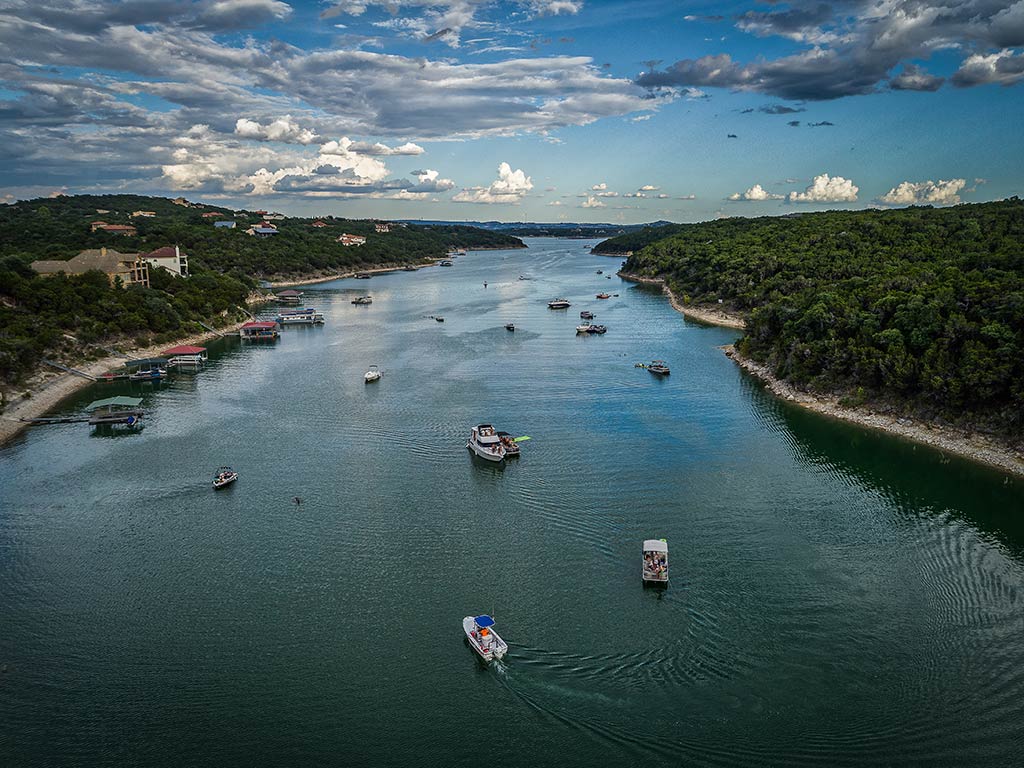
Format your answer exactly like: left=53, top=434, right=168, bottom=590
left=0, top=0, right=1022, bottom=223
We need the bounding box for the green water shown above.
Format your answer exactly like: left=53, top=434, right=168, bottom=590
left=2, top=239, right=1023, bottom=766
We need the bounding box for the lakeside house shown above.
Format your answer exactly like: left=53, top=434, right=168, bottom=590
left=311, top=220, right=328, bottom=228
left=31, top=247, right=150, bottom=288
left=172, top=197, right=194, bottom=207
left=263, top=212, right=286, bottom=221
left=246, top=222, right=279, bottom=237
left=214, top=220, right=236, bottom=229
left=130, top=210, right=156, bottom=218
left=374, top=223, right=391, bottom=233
left=143, top=245, right=189, bottom=277
left=201, top=212, right=222, bottom=218
left=90, top=221, right=138, bottom=236
left=338, top=233, right=366, bottom=246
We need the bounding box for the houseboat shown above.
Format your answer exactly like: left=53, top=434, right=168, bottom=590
left=86, top=396, right=144, bottom=429
left=275, top=289, right=303, bottom=304
left=276, top=308, right=324, bottom=325
left=127, top=358, right=168, bottom=381
left=642, top=539, right=669, bottom=584
left=547, top=298, right=571, bottom=309
left=240, top=321, right=280, bottom=341
left=463, top=615, right=508, bottom=661
left=163, top=345, right=208, bottom=368
left=467, top=424, right=505, bottom=462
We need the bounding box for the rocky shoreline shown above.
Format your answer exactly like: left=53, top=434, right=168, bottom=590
left=620, top=271, right=1024, bottom=477
left=267, top=261, right=437, bottom=288
left=0, top=294, right=272, bottom=448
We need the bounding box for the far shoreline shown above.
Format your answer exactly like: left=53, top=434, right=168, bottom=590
left=620, top=271, right=1024, bottom=478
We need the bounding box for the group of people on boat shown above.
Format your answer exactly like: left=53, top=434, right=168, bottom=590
left=644, top=552, right=667, bottom=578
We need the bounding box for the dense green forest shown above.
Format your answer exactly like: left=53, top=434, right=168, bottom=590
left=0, top=194, right=523, bottom=392
left=603, top=199, right=1024, bottom=439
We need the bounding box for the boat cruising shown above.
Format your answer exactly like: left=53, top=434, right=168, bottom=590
left=463, top=615, right=508, bottom=661
left=547, top=298, right=571, bottom=309
left=467, top=424, right=506, bottom=462
left=213, top=466, right=239, bottom=490
left=505, top=323, right=515, bottom=332
left=648, top=360, right=671, bottom=376
left=596, top=293, right=611, bottom=299
left=642, top=539, right=669, bottom=583
left=351, top=296, right=373, bottom=305
left=580, top=310, right=595, bottom=320
left=364, top=365, right=381, bottom=383
left=276, top=307, right=325, bottom=325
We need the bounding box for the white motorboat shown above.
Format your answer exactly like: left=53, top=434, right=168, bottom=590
left=364, top=365, right=381, bottom=382
left=213, top=466, right=238, bottom=490
left=351, top=296, right=373, bottom=305
left=548, top=298, right=571, bottom=309
left=463, top=615, right=508, bottom=661
left=467, top=424, right=506, bottom=462
left=576, top=322, right=592, bottom=333
left=642, top=539, right=669, bottom=583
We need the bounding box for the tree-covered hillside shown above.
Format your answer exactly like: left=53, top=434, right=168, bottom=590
left=0, top=194, right=523, bottom=391
left=608, top=199, right=1024, bottom=438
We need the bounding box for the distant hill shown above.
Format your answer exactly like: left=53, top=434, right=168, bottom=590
left=400, top=219, right=675, bottom=238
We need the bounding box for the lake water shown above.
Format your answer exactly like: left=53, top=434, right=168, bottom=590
left=2, top=239, right=1023, bottom=766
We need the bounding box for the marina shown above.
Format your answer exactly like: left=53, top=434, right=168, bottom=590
left=3, top=239, right=1024, bottom=766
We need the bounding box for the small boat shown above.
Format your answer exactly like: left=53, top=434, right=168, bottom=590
left=497, top=431, right=521, bottom=456
left=648, top=360, right=670, bottom=375
left=642, top=539, right=668, bottom=583
left=505, top=323, right=515, bottom=331
left=404, top=265, right=418, bottom=271
left=606, top=275, right=612, bottom=279
left=548, top=298, right=571, bottom=309
left=579, top=311, right=595, bottom=319
left=364, top=365, right=381, bottom=383
left=518, top=275, right=531, bottom=281
left=213, top=466, right=238, bottom=490
left=439, top=260, right=454, bottom=267
left=354, top=272, right=372, bottom=279
left=596, top=293, right=611, bottom=299
left=586, top=324, right=607, bottom=334
left=435, top=316, right=445, bottom=323
left=351, top=296, right=373, bottom=305
left=596, top=269, right=603, bottom=274
left=467, top=424, right=505, bottom=462
left=126, top=358, right=169, bottom=381
left=576, top=323, right=592, bottom=334
left=463, top=615, right=508, bottom=661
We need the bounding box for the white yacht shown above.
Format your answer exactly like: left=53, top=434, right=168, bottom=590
left=463, top=615, right=508, bottom=661
left=547, top=298, right=571, bottom=309
left=467, top=424, right=506, bottom=462
left=364, top=365, right=381, bottom=383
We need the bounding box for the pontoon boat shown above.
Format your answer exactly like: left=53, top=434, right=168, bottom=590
left=642, top=539, right=668, bottom=583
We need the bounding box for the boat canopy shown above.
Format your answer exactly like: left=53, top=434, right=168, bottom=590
left=86, top=396, right=143, bottom=411
left=474, top=615, right=495, bottom=628
left=277, top=289, right=303, bottom=296
left=643, top=539, right=668, bottom=553
left=162, top=345, right=207, bottom=355
left=126, top=358, right=168, bottom=368
left=242, top=321, right=277, bottom=329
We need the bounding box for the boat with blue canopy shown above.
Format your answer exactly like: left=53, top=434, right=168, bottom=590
left=463, top=614, right=508, bottom=661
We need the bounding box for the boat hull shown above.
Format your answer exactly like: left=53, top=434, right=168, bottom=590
left=463, top=617, right=508, bottom=661
left=467, top=441, right=504, bottom=462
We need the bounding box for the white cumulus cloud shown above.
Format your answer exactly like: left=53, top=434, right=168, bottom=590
left=581, top=195, right=606, bottom=208
left=235, top=116, right=319, bottom=145
left=728, top=183, right=782, bottom=201
left=878, top=179, right=967, bottom=205
left=788, top=173, right=858, bottom=203
left=452, top=161, right=533, bottom=204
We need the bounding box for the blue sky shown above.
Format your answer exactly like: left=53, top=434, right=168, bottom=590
left=0, top=0, right=1022, bottom=222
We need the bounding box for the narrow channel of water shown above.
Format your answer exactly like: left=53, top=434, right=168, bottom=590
left=2, top=239, right=1022, bottom=766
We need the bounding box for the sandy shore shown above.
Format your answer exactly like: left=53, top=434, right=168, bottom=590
left=724, top=346, right=1024, bottom=477
left=0, top=295, right=271, bottom=448
left=268, top=261, right=436, bottom=288
left=619, top=272, right=747, bottom=329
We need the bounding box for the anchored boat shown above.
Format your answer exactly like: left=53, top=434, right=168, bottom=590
left=126, top=358, right=168, bottom=381
left=351, top=296, right=373, bottom=305
left=365, top=365, right=381, bottom=383
left=277, top=307, right=325, bottom=324
left=467, top=424, right=506, bottom=462
left=580, top=310, right=595, bottom=319
left=642, top=539, right=669, bottom=584
left=463, top=615, right=508, bottom=661
left=505, top=323, right=515, bottom=331
left=596, top=293, right=611, bottom=299
left=548, top=298, right=571, bottom=309
left=497, top=431, right=521, bottom=456
left=648, top=360, right=670, bottom=376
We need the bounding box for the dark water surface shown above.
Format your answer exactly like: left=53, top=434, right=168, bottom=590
left=2, top=239, right=1023, bottom=766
